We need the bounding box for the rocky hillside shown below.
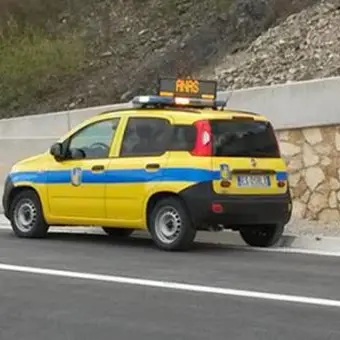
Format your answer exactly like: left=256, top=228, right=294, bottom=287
left=209, top=0, right=340, bottom=90
left=0, top=0, right=328, bottom=119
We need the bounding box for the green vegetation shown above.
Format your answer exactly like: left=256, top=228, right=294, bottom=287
left=0, top=27, right=85, bottom=111
left=0, top=0, right=86, bottom=113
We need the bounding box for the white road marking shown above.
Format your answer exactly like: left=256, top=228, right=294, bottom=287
left=0, top=137, right=59, bottom=140
left=243, top=246, right=340, bottom=257
left=0, top=262, right=340, bottom=308
left=0, top=225, right=102, bottom=234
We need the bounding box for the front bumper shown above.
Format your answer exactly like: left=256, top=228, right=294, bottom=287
left=180, top=182, right=292, bottom=228
left=2, top=175, right=13, bottom=219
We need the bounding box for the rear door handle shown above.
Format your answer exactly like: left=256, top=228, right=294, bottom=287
left=91, top=165, right=105, bottom=172
left=145, top=163, right=160, bottom=171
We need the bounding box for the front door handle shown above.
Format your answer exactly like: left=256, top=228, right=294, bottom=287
left=145, top=163, right=160, bottom=171
left=91, top=165, right=105, bottom=172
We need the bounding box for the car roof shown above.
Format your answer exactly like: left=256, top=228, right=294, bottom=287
left=95, top=107, right=269, bottom=123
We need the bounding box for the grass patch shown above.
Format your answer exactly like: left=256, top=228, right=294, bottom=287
left=0, top=0, right=69, bottom=33
left=0, top=26, right=86, bottom=111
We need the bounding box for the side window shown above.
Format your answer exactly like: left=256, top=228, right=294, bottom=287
left=120, top=117, right=172, bottom=157
left=67, top=118, right=120, bottom=159
left=168, top=125, right=196, bottom=151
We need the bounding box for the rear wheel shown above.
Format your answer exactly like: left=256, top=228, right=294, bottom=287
left=102, top=227, right=134, bottom=238
left=9, top=189, right=49, bottom=238
left=148, top=197, right=196, bottom=251
left=239, top=224, right=284, bottom=247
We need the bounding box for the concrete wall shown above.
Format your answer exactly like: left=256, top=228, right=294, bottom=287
left=1, top=76, right=340, bottom=219
left=220, top=76, right=340, bottom=130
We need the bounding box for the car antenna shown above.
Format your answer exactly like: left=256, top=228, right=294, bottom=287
left=220, top=89, right=233, bottom=111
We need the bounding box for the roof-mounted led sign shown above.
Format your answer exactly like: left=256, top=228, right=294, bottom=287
left=158, top=77, right=217, bottom=100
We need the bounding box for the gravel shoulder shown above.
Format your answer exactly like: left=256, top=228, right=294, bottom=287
left=285, top=217, right=340, bottom=237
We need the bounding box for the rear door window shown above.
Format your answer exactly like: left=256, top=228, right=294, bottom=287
left=210, top=119, right=280, bottom=158
left=168, top=125, right=196, bottom=151
left=120, top=117, right=172, bottom=157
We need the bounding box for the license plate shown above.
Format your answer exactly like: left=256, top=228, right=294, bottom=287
left=237, top=175, right=270, bottom=187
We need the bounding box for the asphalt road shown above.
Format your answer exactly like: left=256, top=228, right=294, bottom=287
left=0, top=227, right=340, bottom=340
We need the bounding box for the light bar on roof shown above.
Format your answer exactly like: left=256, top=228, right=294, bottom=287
left=175, top=97, right=190, bottom=105
left=132, top=95, right=226, bottom=109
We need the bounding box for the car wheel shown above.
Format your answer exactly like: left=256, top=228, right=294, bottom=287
left=239, top=224, right=284, bottom=247
left=148, top=197, right=196, bottom=251
left=102, top=227, right=134, bottom=238
left=9, top=189, right=49, bottom=238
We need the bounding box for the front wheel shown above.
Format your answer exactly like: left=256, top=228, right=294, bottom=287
left=148, top=197, right=196, bottom=251
left=9, top=189, right=49, bottom=238
left=239, top=224, right=284, bottom=247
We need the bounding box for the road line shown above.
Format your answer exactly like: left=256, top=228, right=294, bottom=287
left=242, top=246, right=340, bottom=257
left=0, top=262, right=340, bottom=308
left=0, top=225, right=102, bottom=234
left=0, top=137, right=59, bottom=140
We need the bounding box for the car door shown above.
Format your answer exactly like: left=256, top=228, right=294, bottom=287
left=46, top=117, right=121, bottom=225
left=105, top=115, right=173, bottom=227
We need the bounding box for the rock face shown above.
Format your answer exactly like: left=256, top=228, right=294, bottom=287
left=213, top=0, right=340, bottom=91
left=277, top=125, right=340, bottom=222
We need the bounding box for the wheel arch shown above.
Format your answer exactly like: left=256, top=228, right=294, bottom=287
left=6, top=184, right=50, bottom=238
left=8, top=185, right=42, bottom=212
left=145, top=191, right=190, bottom=229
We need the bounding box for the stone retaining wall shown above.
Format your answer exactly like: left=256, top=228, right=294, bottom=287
left=277, top=125, right=340, bottom=223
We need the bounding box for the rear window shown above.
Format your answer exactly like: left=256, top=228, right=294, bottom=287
left=210, top=119, right=280, bottom=158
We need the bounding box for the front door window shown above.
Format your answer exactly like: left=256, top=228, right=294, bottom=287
left=67, top=118, right=120, bottom=160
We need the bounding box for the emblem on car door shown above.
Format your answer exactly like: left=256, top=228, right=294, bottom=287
left=71, top=167, right=82, bottom=187
left=220, top=163, right=231, bottom=180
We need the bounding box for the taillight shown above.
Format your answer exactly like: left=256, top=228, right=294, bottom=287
left=190, top=120, right=212, bottom=156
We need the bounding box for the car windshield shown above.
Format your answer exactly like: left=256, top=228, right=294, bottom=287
left=210, top=119, right=280, bottom=158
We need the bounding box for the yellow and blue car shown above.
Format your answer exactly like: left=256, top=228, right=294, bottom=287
left=2, top=78, right=292, bottom=251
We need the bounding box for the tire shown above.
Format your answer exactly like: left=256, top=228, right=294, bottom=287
left=239, top=224, right=284, bottom=247
left=148, top=197, right=196, bottom=251
left=9, top=189, right=49, bottom=238
left=102, top=227, right=134, bottom=238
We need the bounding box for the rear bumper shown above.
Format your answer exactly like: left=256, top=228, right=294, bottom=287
left=180, top=182, right=292, bottom=228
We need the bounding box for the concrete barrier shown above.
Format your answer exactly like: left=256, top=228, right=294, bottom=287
left=1, top=76, right=340, bottom=221
left=220, top=76, right=340, bottom=130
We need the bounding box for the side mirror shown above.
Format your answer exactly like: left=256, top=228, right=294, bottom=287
left=50, top=143, right=64, bottom=161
